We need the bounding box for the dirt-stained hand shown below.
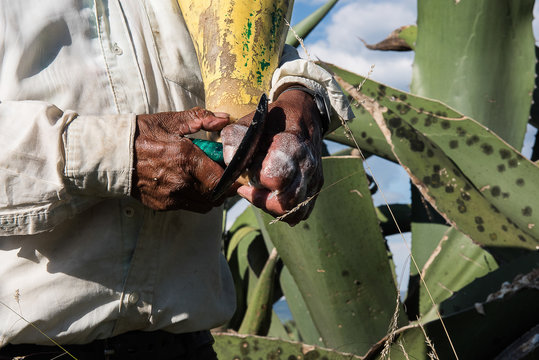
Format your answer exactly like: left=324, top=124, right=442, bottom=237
left=132, top=108, right=231, bottom=213
left=221, top=87, right=324, bottom=225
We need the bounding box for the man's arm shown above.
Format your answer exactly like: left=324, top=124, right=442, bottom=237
left=0, top=100, right=231, bottom=236
left=0, top=100, right=137, bottom=235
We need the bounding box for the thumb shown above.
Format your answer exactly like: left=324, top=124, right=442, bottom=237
left=177, top=108, right=230, bottom=135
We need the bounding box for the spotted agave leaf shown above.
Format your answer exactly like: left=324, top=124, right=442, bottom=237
left=324, top=63, right=539, bottom=259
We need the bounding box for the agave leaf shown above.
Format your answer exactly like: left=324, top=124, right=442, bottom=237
left=400, top=88, right=539, bottom=245
left=228, top=204, right=259, bottom=233
left=255, top=156, right=403, bottom=355
left=368, top=274, right=539, bottom=360
left=228, top=233, right=265, bottom=329
left=376, top=203, right=411, bottom=236
left=225, top=206, right=263, bottom=329
left=266, top=310, right=291, bottom=340
left=239, top=248, right=280, bottom=334
left=408, top=4, right=536, bottom=326
left=279, top=266, right=324, bottom=346
left=404, top=223, right=448, bottom=319
left=529, top=46, right=539, bottom=130
left=213, top=333, right=363, bottom=359
left=398, top=25, right=417, bottom=50
left=329, top=146, right=363, bottom=157
left=328, top=63, right=539, bottom=245
left=410, top=224, right=447, bottom=274
left=412, top=0, right=535, bottom=149
left=282, top=319, right=302, bottom=343
left=360, top=25, right=416, bottom=51
left=227, top=226, right=259, bottom=260
left=325, top=81, right=396, bottom=162
left=528, top=46, right=539, bottom=162
left=226, top=205, right=284, bottom=332
left=326, top=65, right=539, bottom=258
left=417, top=226, right=498, bottom=322
left=494, top=323, right=539, bottom=360
left=286, top=0, right=338, bottom=48
left=440, top=251, right=539, bottom=316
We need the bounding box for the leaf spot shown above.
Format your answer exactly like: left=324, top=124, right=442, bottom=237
left=522, top=206, right=533, bottom=217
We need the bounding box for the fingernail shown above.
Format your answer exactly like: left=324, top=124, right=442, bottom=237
left=237, top=186, right=249, bottom=197
left=214, top=112, right=230, bottom=119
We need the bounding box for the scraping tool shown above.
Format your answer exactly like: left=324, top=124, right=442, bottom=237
left=190, top=93, right=269, bottom=201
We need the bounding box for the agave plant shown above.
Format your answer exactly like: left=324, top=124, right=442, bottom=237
left=214, top=1, right=539, bottom=359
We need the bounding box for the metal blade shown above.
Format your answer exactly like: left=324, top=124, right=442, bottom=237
left=211, top=93, right=268, bottom=201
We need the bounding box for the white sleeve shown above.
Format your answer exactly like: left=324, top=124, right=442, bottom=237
left=0, top=100, right=135, bottom=236
left=270, top=45, right=354, bottom=128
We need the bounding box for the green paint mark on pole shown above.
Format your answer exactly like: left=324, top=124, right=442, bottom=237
left=256, top=60, right=271, bottom=84
left=260, top=59, right=270, bottom=71
left=244, top=18, right=252, bottom=40
left=242, top=17, right=253, bottom=67
left=269, top=6, right=283, bottom=51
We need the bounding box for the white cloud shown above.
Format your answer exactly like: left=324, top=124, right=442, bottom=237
left=303, top=0, right=417, bottom=91
left=307, top=42, right=414, bottom=90
left=324, top=0, right=416, bottom=46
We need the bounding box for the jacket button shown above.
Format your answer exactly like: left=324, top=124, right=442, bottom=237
left=112, top=43, right=123, bottom=55
left=123, top=206, right=135, bottom=217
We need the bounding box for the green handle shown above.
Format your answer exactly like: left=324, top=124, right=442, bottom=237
left=191, top=138, right=225, bottom=167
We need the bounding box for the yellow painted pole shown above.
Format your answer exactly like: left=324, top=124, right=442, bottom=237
left=178, top=0, right=294, bottom=121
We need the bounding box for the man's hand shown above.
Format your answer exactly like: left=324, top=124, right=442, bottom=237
left=221, top=88, right=324, bottom=225
left=132, top=108, right=231, bottom=213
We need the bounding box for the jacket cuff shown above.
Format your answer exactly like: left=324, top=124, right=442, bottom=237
left=63, top=113, right=136, bottom=196
left=270, top=58, right=354, bottom=133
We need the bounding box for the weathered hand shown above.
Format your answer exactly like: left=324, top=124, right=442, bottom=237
left=221, top=88, right=324, bottom=225
left=132, top=108, right=231, bottom=213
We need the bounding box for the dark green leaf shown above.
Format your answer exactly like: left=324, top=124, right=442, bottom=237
left=279, top=266, right=324, bottom=346
left=239, top=248, right=280, bottom=335
left=361, top=25, right=416, bottom=51
left=369, top=285, right=539, bottom=359
left=329, top=65, right=539, bottom=258
left=256, top=156, right=403, bottom=355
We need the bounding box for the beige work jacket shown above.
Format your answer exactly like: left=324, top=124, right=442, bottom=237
left=0, top=0, right=352, bottom=345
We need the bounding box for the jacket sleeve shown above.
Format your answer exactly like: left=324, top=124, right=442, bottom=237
left=270, top=45, right=354, bottom=131
left=0, top=100, right=135, bottom=236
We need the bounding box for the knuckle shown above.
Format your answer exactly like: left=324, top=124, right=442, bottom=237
left=262, top=150, right=296, bottom=182
left=186, top=107, right=211, bottom=120
left=221, top=124, right=247, bottom=145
